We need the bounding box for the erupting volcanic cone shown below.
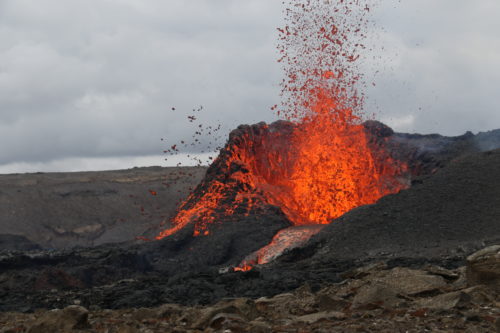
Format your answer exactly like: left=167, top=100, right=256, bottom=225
left=156, top=119, right=408, bottom=241
left=157, top=0, right=409, bottom=244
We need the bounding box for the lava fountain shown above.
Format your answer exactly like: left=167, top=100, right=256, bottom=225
left=157, top=0, right=408, bottom=265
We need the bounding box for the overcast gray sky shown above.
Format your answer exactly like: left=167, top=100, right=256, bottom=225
left=0, top=0, right=499, bottom=173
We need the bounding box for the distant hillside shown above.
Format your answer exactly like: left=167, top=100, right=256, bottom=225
left=0, top=166, right=206, bottom=249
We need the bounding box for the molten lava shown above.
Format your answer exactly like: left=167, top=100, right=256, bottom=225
left=250, top=88, right=406, bottom=225
left=157, top=0, right=408, bottom=252
left=236, top=225, right=325, bottom=271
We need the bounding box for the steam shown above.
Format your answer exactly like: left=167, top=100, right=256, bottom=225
left=474, top=129, right=500, bottom=152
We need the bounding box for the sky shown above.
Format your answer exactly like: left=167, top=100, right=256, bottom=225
left=0, top=0, right=499, bottom=173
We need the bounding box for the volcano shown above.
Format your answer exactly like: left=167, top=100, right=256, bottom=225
left=154, top=120, right=409, bottom=270
left=157, top=120, right=409, bottom=240
left=152, top=0, right=429, bottom=257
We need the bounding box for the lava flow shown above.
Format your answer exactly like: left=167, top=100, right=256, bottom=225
left=157, top=0, right=408, bottom=264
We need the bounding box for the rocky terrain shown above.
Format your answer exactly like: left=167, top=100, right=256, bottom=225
left=1, top=245, right=499, bottom=332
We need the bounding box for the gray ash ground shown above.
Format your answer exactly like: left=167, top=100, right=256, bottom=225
left=0, top=121, right=499, bottom=314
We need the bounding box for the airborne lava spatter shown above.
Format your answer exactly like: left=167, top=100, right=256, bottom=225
left=157, top=0, right=407, bottom=241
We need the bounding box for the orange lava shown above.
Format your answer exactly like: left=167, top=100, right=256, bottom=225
left=257, top=90, right=405, bottom=225
left=156, top=180, right=257, bottom=239
left=233, top=264, right=253, bottom=272
left=236, top=225, right=325, bottom=271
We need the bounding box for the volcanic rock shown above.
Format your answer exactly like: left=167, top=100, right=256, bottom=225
left=192, top=298, right=258, bottom=329
left=416, top=291, right=472, bottom=310
left=352, top=282, right=403, bottom=309
left=207, top=312, right=247, bottom=331
left=462, top=285, right=497, bottom=304
left=294, top=310, right=347, bottom=324
left=154, top=303, right=184, bottom=319
left=26, top=305, right=89, bottom=333
left=34, top=268, right=85, bottom=291
left=349, top=267, right=449, bottom=310
left=372, top=267, right=448, bottom=295
left=340, top=262, right=388, bottom=280
left=422, top=264, right=460, bottom=280
left=466, top=245, right=500, bottom=292
left=254, top=290, right=319, bottom=319
left=315, top=294, right=349, bottom=312
left=0, top=234, right=41, bottom=251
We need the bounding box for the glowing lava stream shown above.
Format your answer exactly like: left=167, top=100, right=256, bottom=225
left=235, top=225, right=325, bottom=271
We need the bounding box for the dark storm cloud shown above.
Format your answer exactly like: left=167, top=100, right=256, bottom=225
left=0, top=0, right=499, bottom=172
